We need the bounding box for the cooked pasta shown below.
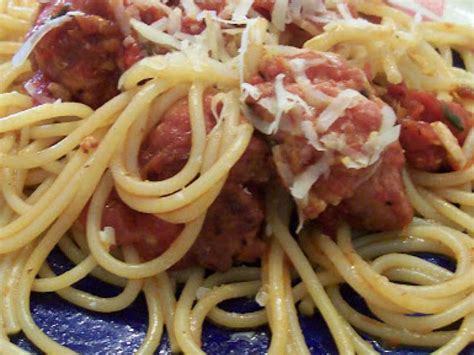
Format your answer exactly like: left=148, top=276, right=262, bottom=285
left=0, top=0, right=473, bottom=354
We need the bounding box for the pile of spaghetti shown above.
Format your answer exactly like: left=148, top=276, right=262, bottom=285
left=1, top=0, right=473, bottom=354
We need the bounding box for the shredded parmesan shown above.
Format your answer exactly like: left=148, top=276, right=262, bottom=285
left=112, top=0, right=131, bottom=35
left=241, top=83, right=261, bottom=100
left=271, top=0, right=290, bottom=31
left=167, top=8, right=183, bottom=34
left=336, top=3, right=353, bottom=20
left=181, top=0, right=200, bottom=17
left=289, top=57, right=332, bottom=105
left=99, top=226, right=117, bottom=250
left=131, top=18, right=182, bottom=50
left=12, top=11, right=85, bottom=67
left=301, top=120, right=324, bottom=151
left=232, top=0, right=254, bottom=22
left=316, top=89, right=363, bottom=133
left=290, top=152, right=333, bottom=200
left=255, top=286, right=269, bottom=306
left=272, top=146, right=295, bottom=187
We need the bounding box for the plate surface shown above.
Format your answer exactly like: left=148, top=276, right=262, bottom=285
left=11, top=250, right=474, bottom=354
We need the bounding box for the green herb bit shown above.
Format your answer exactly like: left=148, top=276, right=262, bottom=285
left=442, top=103, right=464, bottom=131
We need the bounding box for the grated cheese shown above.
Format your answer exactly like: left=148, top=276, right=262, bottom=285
left=181, top=0, right=200, bottom=17
left=130, top=18, right=182, bottom=50
left=301, top=120, right=325, bottom=151
left=316, top=89, right=363, bottom=133
left=290, top=152, right=333, bottom=200
left=12, top=11, right=85, bottom=67
left=271, top=0, right=289, bottom=32
left=112, top=0, right=131, bottom=36
left=241, top=83, right=261, bottom=100
left=167, top=7, right=183, bottom=34
left=336, top=3, right=353, bottom=20
left=99, top=226, right=117, bottom=250
left=231, top=0, right=254, bottom=22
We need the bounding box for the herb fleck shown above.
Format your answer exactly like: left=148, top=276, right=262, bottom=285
left=442, top=103, right=464, bottom=131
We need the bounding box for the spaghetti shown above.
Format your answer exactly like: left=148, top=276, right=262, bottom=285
left=0, top=0, right=473, bottom=354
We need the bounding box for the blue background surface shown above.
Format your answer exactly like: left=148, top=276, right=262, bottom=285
left=11, top=249, right=474, bottom=354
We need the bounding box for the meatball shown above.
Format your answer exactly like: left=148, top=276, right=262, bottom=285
left=246, top=50, right=413, bottom=231
left=27, top=0, right=123, bottom=108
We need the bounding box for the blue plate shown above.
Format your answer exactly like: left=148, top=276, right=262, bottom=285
left=11, top=249, right=474, bottom=354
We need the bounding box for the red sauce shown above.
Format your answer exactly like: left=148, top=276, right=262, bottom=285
left=247, top=52, right=413, bottom=231
left=386, top=84, right=473, bottom=171
left=28, top=0, right=123, bottom=108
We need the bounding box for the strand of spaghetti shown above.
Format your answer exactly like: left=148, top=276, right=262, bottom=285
left=417, top=187, right=474, bottom=233
left=370, top=226, right=473, bottom=297
left=157, top=178, right=225, bottom=224
left=368, top=294, right=474, bottom=333
left=334, top=227, right=468, bottom=313
left=2, top=242, right=35, bottom=334
left=283, top=264, right=310, bottom=355
left=326, top=286, right=454, bottom=347
left=57, top=234, right=126, bottom=288
left=383, top=268, right=449, bottom=286
left=174, top=268, right=205, bottom=355
left=116, top=84, right=188, bottom=176
left=15, top=81, right=170, bottom=353
left=266, top=239, right=289, bottom=355
left=0, top=339, right=29, bottom=354
left=207, top=308, right=268, bottom=329
left=0, top=92, right=131, bottom=169
left=409, top=165, right=474, bottom=187
left=0, top=102, right=92, bottom=133
left=119, top=53, right=239, bottom=91
left=0, top=91, right=32, bottom=108
left=206, top=276, right=324, bottom=329
left=157, top=114, right=228, bottom=223
left=371, top=254, right=453, bottom=285
left=298, top=230, right=334, bottom=270
left=0, top=133, right=15, bottom=153
left=432, top=314, right=474, bottom=355
left=267, top=190, right=355, bottom=354
left=0, top=60, right=30, bottom=93
left=356, top=236, right=453, bottom=260
left=112, top=85, right=239, bottom=196
left=351, top=0, right=412, bottom=29
left=156, top=272, right=180, bottom=353
left=0, top=253, right=13, bottom=337
left=203, top=267, right=261, bottom=288
left=299, top=295, right=315, bottom=317
left=190, top=281, right=261, bottom=344
left=116, top=123, right=252, bottom=213
left=0, top=12, right=30, bottom=31
left=87, top=173, right=206, bottom=279
left=0, top=151, right=86, bottom=246
left=1, top=167, right=31, bottom=214
left=32, top=255, right=97, bottom=292
left=136, top=278, right=164, bottom=355
left=29, top=121, right=83, bottom=139
left=312, top=230, right=408, bottom=313
left=111, top=83, right=208, bottom=196
left=435, top=188, right=474, bottom=206
left=157, top=92, right=240, bottom=222
left=403, top=169, right=460, bottom=228
left=39, top=258, right=143, bottom=313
